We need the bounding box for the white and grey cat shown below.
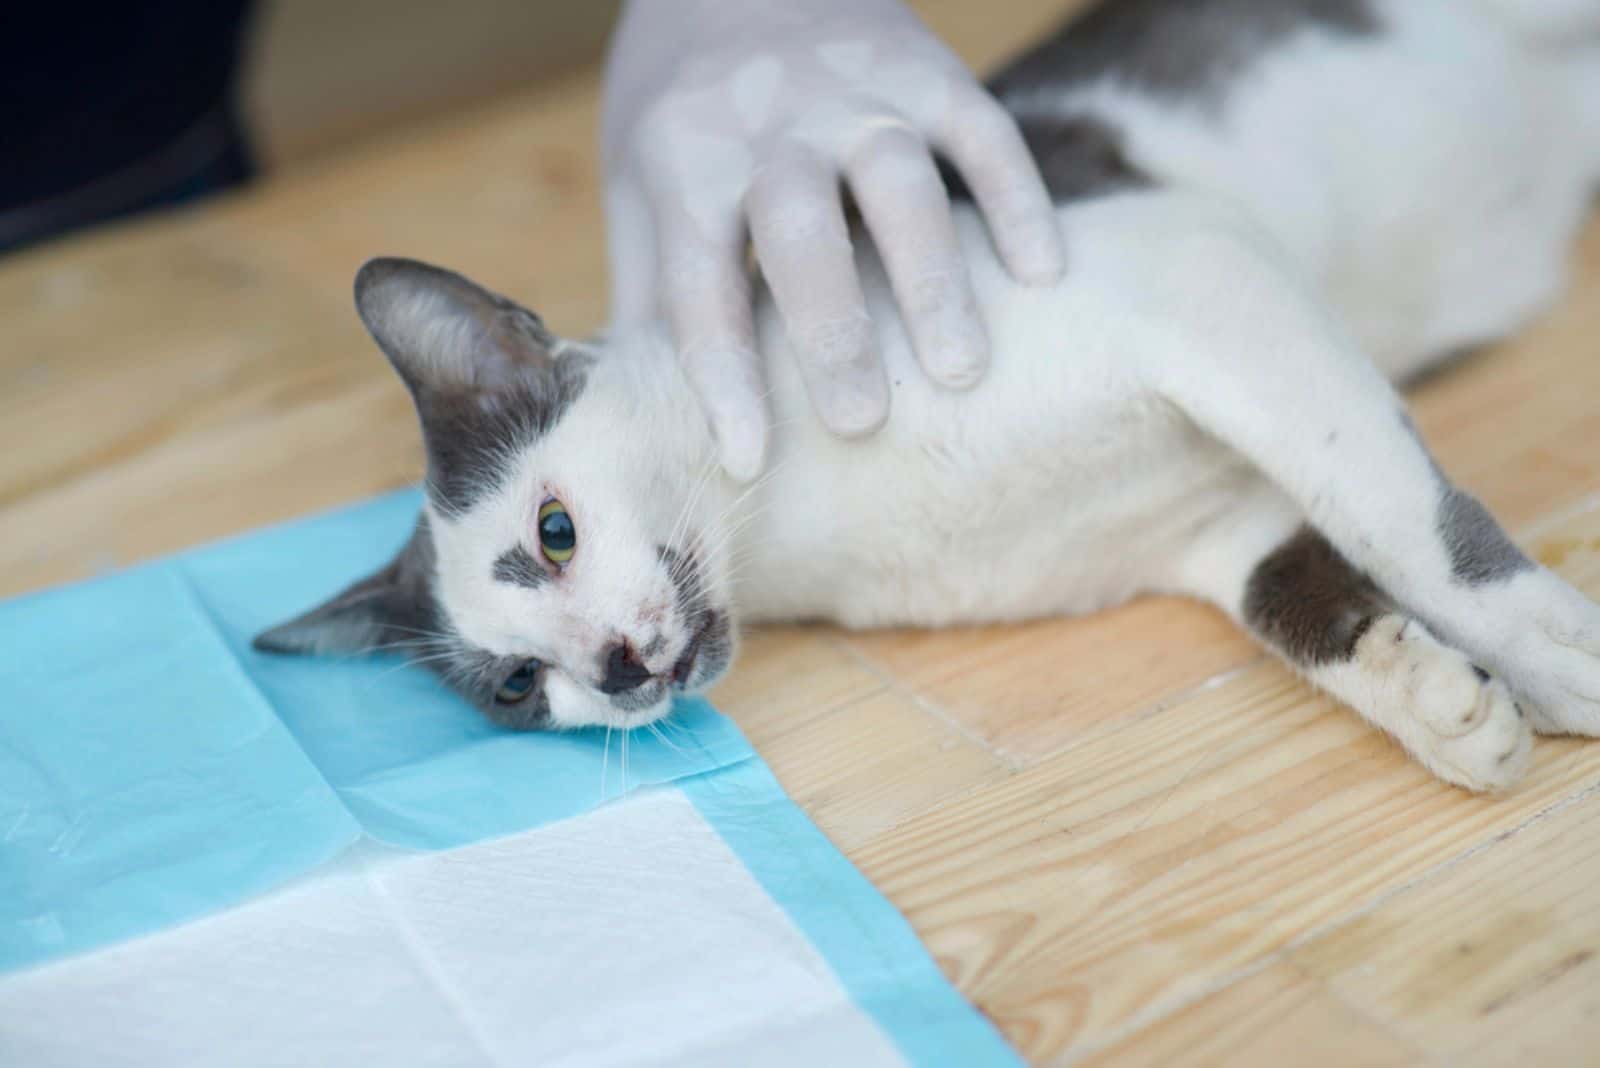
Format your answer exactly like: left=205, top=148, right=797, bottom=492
left=258, top=0, right=1600, bottom=792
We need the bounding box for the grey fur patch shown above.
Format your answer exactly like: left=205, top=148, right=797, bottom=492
left=492, top=544, right=548, bottom=589
left=658, top=544, right=734, bottom=688
left=254, top=515, right=441, bottom=656
left=658, top=545, right=705, bottom=622
left=452, top=645, right=554, bottom=731
left=988, top=0, right=1379, bottom=105
left=1243, top=525, right=1390, bottom=665
left=416, top=357, right=587, bottom=518
left=944, top=113, right=1149, bottom=203
left=1438, top=488, right=1533, bottom=586
left=354, top=257, right=590, bottom=518
left=254, top=512, right=553, bottom=730
left=1402, top=412, right=1533, bottom=586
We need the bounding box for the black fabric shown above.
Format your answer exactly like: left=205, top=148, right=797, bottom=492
left=1, top=2, right=258, bottom=253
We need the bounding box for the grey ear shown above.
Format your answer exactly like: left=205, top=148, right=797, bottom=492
left=253, top=517, right=440, bottom=658
left=352, top=258, right=589, bottom=518
left=354, top=257, right=561, bottom=395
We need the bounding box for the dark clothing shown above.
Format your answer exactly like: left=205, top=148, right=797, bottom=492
left=1, top=3, right=257, bottom=254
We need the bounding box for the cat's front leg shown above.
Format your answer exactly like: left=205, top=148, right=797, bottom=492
left=1165, top=486, right=1531, bottom=792
left=1137, top=223, right=1600, bottom=749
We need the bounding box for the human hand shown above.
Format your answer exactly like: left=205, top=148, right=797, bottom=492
left=601, top=0, right=1065, bottom=480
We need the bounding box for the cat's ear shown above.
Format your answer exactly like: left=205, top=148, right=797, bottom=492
left=253, top=518, right=437, bottom=657
left=355, top=258, right=588, bottom=517
left=353, top=257, right=562, bottom=395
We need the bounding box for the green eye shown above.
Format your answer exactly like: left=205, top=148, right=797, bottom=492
left=495, top=659, right=541, bottom=704
left=538, top=499, right=576, bottom=565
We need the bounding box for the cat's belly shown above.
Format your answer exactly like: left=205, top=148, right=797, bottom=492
left=732, top=376, right=1255, bottom=629
left=731, top=192, right=1284, bottom=627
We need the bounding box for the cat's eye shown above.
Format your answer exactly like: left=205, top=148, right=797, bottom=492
left=495, top=660, right=541, bottom=704
left=537, top=499, right=576, bottom=565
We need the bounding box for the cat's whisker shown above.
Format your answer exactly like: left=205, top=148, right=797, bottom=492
left=667, top=449, right=721, bottom=563
left=601, top=725, right=613, bottom=802
left=693, top=498, right=777, bottom=580
left=355, top=650, right=466, bottom=694
left=655, top=716, right=700, bottom=752
left=645, top=720, right=689, bottom=757
left=377, top=623, right=458, bottom=641
left=620, top=728, right=631, bottom=799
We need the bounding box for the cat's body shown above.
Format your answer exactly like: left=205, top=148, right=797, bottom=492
left=260, top=0, right=1600, bottom=793
left=736, top=0, right=1599, bottom=625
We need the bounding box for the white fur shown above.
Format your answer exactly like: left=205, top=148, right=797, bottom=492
left=433, top=0, right=1600, bottom=785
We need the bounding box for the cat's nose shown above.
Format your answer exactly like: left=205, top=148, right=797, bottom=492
left=598, top=641, right=654, bottom=694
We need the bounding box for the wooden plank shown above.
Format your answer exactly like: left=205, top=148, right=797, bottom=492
left=1077, top=962, right=1423, bottom=1068
left=843, top=602, right=1259, bottom=765
left=759, top=688, right=1013, bottom=854
left=708, top=625, right=887, bottom=750
left=1295, top=791, right=1600, bottom=1068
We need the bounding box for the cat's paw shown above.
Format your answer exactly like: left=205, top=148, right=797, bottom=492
left=1480, top=571, right=1600, bottom=738
left=1410, top=668, right=1532, bottom=793
left=1362, top=616, right=1532, bottom=792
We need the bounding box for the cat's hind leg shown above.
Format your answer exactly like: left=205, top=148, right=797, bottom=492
left=1136, top=217, right=1600, bottom=743
left=1169, top=490, right=1531, bottom=792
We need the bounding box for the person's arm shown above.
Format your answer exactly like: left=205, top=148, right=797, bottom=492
left=601, top=0, right=1065, bottom=480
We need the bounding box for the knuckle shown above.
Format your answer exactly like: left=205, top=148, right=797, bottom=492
left=900, top=263, right=969, bottom=317
left=794, top=314, right=875, bottom=372
left=853, top=130, right=942, bottom=195
left=753, top=194, right=845, bottom=248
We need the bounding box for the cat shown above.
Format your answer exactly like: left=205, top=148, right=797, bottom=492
left=257, top=0, right=1600, bottom=793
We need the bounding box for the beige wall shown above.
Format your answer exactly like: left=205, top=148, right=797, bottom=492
left=243, top=0, right=623, bottom=167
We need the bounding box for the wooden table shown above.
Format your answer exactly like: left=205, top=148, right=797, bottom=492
left=6, top=3, right=1600, bottom=1063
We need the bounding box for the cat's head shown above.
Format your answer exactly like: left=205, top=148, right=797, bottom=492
left=254, top=258, right=736, bottom=730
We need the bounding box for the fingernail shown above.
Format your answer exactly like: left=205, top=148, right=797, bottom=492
left=714, top=407, right=767, bottom=483
left=1011, top=226, right=1067, bottom=286
left=797, top=318, right=890, bottom=437
left=912, top=278, right=989, bottom=389
left=925, top=322, right=988, bottom=389
left=817, top=366, right=890, bottom=437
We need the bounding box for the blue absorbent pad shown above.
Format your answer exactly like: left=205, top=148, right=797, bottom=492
left=0, top=490, right=751, bottom=971
left=0, top=491, right=1020, bottom=1065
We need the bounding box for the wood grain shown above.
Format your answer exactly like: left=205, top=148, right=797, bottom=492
left=1293, top=794, right=1600, bottom=1067
left=4, top=1, right=1600, bottom=1064
left=1079, top=962, right=1422, bottom=1068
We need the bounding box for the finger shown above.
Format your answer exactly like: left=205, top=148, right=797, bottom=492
left=746, top=147, right=888, bottom=438
left=937, top=90, right=1066, bottom=285
left=654, top=206, right=769, bottom=482
left=605, top=177, right=659, bottom=325
left=848, top=123, right=987, bottom=389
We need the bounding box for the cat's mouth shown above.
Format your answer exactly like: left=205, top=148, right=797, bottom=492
left=669, top=608, right=728, bottom=693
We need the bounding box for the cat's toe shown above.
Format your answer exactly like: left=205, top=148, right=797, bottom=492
left=1442, top=569, right=1600, bottom=740
left=1507, top=640, right=1600, bottom=737
left=1409, top=661, right=1532, bottom=793
left=1488, top=584, right=1600, bottom=737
